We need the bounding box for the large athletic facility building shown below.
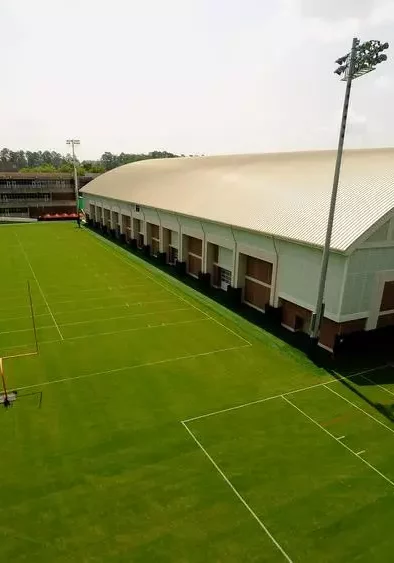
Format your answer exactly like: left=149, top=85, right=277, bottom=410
left=81, top=148, right=394, bottom=352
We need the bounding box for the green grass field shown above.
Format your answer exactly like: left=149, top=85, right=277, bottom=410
left=1, top=222, right=394, bottom=562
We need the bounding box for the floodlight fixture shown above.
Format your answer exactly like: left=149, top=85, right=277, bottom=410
left=66, top=139, right=81, bottom=225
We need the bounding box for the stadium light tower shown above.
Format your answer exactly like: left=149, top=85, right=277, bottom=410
left=310, top=37, right=389, bottom=347
left=66, top=139, right=81, bottom=226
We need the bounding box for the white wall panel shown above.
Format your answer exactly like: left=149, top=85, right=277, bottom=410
left=234, top=229, right=276, bottom=253
left=170, top=231, right=179, bottom=247
left=276, top=241, right=345, bottom=316
left=143, top=207, right=160, bottom=224
left=159, top=211, right=179, bottom=230
left=341, top=247, right=394, bottom=315
left=180, top=216, right=204, bottom=236
left=218, top=247, right=233, bottom=270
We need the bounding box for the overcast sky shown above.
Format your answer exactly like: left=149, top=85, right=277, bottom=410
left=1, top=0, right=394, bottom=159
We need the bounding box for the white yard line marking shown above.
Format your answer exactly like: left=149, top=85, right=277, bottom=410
left=3, top=317, right=211, bottom=349
left=324, top=384, right=394, bottom=435
left=181, top=421, right=292, bottom=562
left=0, top=325, right=53, bottom=336
left=55, top=298, right=178, bottom=317
left=59, top=307, right=191, bottom=327
left=0, top=303, right=36, bottom=313
left=2, top=311, right=201, bottom=352
left=87, top=231, right=252, bottom=346
left=357, top=450, right=366, bottom=456
left=282, top=395, right=394, bottom=488
left=359, top=373, right=394, bottom=398
left=0, top=312, right=51, bottom=323
left=0, top=308, right=192, bottom=334
left=64, top=317, right=209, bottom=341
left=337, top=436, right=346, bottom=441
left=15, top=344, right=251, bottom=392
left=44, top=283, right=148, bottom=298
left=48, top=290, right=165, bottom=306
left=14, top=234, right=64, bottom=340
left=347, top=364, right=390, bottom=378
left=183, top=374, right=358, bottom=423
left=3, top=351, right=38, bottom=360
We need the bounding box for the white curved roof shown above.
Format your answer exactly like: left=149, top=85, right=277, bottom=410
left=82, top=148, right=394, bottom=252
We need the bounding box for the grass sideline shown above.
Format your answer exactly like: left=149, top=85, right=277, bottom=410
left=0, top=222, right=393, bottom=562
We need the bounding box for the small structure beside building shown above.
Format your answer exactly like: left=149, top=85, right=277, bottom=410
left=81, top=149, right=394, bottom=353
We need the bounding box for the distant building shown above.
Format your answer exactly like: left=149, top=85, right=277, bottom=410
left=0, top=173, right=93, bottom=219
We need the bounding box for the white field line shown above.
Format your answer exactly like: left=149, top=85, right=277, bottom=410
left=0, top=307, right=192, bottom=335
left=359, top=373, right=394, bottom=398
left=0, top=302, right=40, bottom=313
left=357, top=450, right=366, bottom=456
left=181, top=421, right=292, bottom=562
left=65, top=317, right=209, bottom=342
left=88, top=231, right=252, bottom=347
left=283, top=395, right=394, bottom=488
left=324, top=384, right=394, bottom=435
left=44, top=283, right=149, bottom=298
left=15, top=344, right=251, bottom=392
left=3, top=351, right=38, bottom=361
left=48, top=290, right=166, bottom=307
left=0, top=293, right=40, bottom=305
left=54, top=298, right=180, bottom=317
left=0, top=299, right=180, bottom=323
left=0, top=312, right=51, bottom=322
left=182, top=375, right=358, bottom=423
left=15, top=234, right=64, bottom=341
left=0, top=325, right=53, bottom=336
left=59, top=307, right=191, bottom=327
left=344, top=364, right=389, bottom=378
left=1, top=317, right=210, bottom=351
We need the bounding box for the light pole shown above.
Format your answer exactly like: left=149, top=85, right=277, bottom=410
left=310, top=38, right=389, bottom=347
left=66, top=139, right=81, bottom=227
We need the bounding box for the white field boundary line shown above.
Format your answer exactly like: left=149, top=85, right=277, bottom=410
left=55, top=298, right=182, bottom=316
left=182, top=373, right=367, bottom=423
left=43, top=283, right=149, bottom=298
left=47, top=290, right=167, bottom=307
left=87, top=230, right=252, bottom=347
left=0, top=299, right=180, bottom=323
left=3, top=351, right=38, bottom=361
left=324, top=384, right=394, bottom=435
left=15, top=344, right=251, bottom=392
left=0, top=307, right=191, bottom=335
left=0, top=317, right=210, bottom=352
left=14, top=233, right=64, bottom=341
left=282, top=395, right=394, bottom=489
left=181, top=421, right=292, bottom=562
left=64, top=317, right=209, bottom=342
left=359, top=372, right=394, bottom=399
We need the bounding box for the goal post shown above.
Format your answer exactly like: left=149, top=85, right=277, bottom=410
left=0, top=355, right=43, bottom=409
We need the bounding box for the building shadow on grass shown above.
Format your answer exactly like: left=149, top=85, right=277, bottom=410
left=88, top=226, right=394, bottom=424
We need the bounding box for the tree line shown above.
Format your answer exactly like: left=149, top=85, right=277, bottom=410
left=0, top=148, right=180, bottom=175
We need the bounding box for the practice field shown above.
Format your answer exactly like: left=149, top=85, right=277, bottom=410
left=1, top=222, right=394, bottom=562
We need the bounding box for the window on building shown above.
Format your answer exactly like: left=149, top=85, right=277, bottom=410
left=135, top=205, right=140, bottom=212
left=220, top=268, right=232, bottom=290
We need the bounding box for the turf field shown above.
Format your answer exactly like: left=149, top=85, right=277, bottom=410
left=1, top=222, right=394, bottom=562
